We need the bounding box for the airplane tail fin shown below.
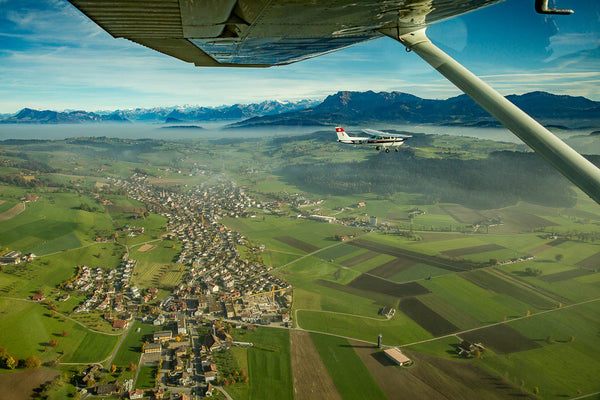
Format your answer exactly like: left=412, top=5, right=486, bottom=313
left=335, top=126, right=350, bottom=141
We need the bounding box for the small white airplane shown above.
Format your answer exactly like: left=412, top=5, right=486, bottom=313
left=335, top=127, right=411, bottom=153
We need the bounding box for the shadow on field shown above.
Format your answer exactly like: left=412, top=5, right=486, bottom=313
left=340, top=344, right=374, bottom=349
left=370, top=351, right=396, bottom=367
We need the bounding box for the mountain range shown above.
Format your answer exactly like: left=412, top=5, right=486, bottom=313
left=228, top=91, right=600, bottom=129
left=2, top=92, right=598, bottom=129
left=0, top=99, right=320, bottom=125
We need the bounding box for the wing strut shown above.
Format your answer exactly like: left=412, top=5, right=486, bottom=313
left=385, top=28, right=600, bottom=204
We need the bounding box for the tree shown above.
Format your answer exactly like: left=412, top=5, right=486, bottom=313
left=61, top=330, right=68, bottom=337
left=533, top=387, right=540, bottom=395
left=555, top=254, right=564, bottom=262
left=49, top=339, right=58, bottom=347
left=5, top=355, right=18, bottom=370
left=110, top=364, right=117, bottom=373
left=25, top=355, right=41, bottom=369
left=0, top=347, right=6, bottom=358
left=129, top=361, right=136, bottom=371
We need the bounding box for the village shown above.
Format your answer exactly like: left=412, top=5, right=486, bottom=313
left=55, top=174, right=293, bottom=399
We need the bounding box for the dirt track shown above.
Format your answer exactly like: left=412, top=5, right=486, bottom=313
left=290, top=330, right=342, bottom=400
left=0, top=202, right=25, bottom=222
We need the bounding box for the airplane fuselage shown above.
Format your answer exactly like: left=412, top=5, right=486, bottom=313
left=335, top=127, right=408, bottom=152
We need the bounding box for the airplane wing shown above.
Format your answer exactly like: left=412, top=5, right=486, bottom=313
left=67, top=0, right=503, bottom=67
left=66, top=0, right=600, bottom=203
left=362, top=129, right=412, bottom=138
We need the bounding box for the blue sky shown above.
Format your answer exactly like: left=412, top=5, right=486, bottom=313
left=0, top=0, right=598, bottom=113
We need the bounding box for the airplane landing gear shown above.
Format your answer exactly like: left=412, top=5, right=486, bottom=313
left=395, top=148, right=399, bottom=152
left=385, top=148, right=390, bottom=153
left=376, top=146, right=381, bottom=151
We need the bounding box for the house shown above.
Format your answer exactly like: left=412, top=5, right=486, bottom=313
left=205, top=334, right=222, bottom=352
left=145, top=343, right=161, bottom=354
left=153, top=387, right=164, bottom=399
left=153, top=330, right=172, bottom=342
left=113, top=319, right=128, bottom=329
left=179, top=371, right=193, bottom=386
left=129, top=388, right=144, bottom=399
left=204, top=371, right=217, bottom=383
left=153, top=314, right=165, bottom=326
left=31, top=293, right=45, bottom=301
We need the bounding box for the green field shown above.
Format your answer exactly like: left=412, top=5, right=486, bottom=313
left=0, top=193, right=114, bottom=253
left=0, top=299, right=119, bottom=363
left=223, top=214, right=360, bottom=251
left=309, top=333, right=387, bottom=400
left=112, top=321, right=161, bottom=367
left=233, top=327, right=293, bottom=400
left=136, top=365, right=158, bottom=389
left=298, top=310, right=431, bottom=345
left=478, top=301, right=600, bottom=399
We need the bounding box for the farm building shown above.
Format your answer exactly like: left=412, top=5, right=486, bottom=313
left=384, top=348, right=412, bottom=366
left=0, top=251, right=22, bottom=264
left=379, top=307, right=395, bottom=318
left=309, top=215, right=336, bottom=223
left=456, top=340, right=486, bottom=358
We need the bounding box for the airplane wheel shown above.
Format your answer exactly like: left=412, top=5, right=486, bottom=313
left=395, top=148, right=399, bottom=152
left=385, top=148, right=390, bottom=153
left=376, top=146, right=381, bottom=151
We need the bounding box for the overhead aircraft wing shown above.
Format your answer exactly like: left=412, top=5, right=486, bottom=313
left=67, top=0, right=600, bottom=203
left=362, top=128, right=412, bottom=138
left=67, top=0, right=503, bottom=67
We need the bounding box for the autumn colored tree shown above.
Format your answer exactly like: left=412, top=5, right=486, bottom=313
left=61, top=330, right=68, bottom=337
left=243, top=376, right=249, bottom=383
left=25, top=355, right=41, bottom=369
left=533, top=387, right=540, bottom=395
left=129, top=361, right=136, bottom=371
left=110, top=364, right=117, bottom=373
left=49, top=339, right=58, bottom=347
left=223, top=378, right=230, bottom=386
left=5, top=355, right=18, bottom=370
